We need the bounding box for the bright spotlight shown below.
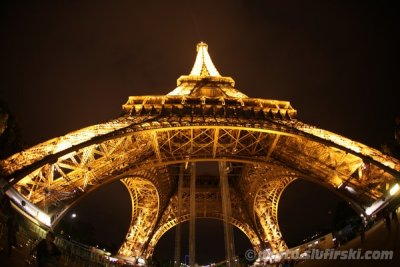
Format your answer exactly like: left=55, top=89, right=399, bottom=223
left=389, top=183, right=399, bottom=196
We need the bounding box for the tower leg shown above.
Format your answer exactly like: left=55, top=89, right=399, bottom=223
left=174, top=164, right=184, bottom=267
left=189, top=162, right=196, bottom=266
left=219, top=161, right=236, bottom=266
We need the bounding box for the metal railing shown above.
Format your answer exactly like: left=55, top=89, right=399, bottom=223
left=1, top=205, right=119, bottom=267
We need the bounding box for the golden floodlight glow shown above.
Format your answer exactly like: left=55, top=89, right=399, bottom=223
left=390, top=183, right=399, bottom=196
left=37, top=211, right=51, bottom=226
left=365, top=199, right=384, bottom=216
left=2, top=42, right=399, bottom=259
left=332, top=174, right=343, bottom=188
left=190, top=42, right=220, bottom=76
left=53, top=139, right=76, bottom=160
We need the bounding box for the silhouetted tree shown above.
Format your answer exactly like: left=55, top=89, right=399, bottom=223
left=395, top=116, right=400, bottom=145
left=0, top=100, right=24, bottom=159
left=381, top=115, right=400, bottom=159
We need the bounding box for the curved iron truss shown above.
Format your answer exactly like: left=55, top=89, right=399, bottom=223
left=1, top=43, right=399, bottom=259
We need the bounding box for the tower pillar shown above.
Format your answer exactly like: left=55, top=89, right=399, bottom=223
left=174, top=164, right=184, bottom=267
left=189, top=162, right=196, bottom=266
left=219, top=160, right=236, bottom=266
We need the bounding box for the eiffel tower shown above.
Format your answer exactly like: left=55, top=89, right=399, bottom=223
left=1, top=42, right=399, bottom=265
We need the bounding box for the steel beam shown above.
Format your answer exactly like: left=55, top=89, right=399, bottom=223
left=219, top=160, right=236, bottom=266
left=174, top=164, right=184, bottom=267
left=212, top=128, right=219, bottom=158
left=189, top=162, right=196, bottom=266
left=266, top=134, right=280, bottom=161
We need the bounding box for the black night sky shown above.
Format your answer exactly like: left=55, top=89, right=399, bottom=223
left=0, top=0, right=399, bottom=263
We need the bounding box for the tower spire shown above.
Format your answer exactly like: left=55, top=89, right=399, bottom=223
left=190, top=42, right=221, bottom=77
left=167, top=42, right=248, bottom=98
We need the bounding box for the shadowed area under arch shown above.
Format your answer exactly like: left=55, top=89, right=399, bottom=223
left=55, top=172, right=357, bottom=257
left=278, top=179, right=353, bottom=247
left=56, top=181, right=132, bottom=253
left=152, top=218, right=253, bottom=265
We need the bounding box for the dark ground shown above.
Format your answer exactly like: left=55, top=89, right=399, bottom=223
left=1, top=209, right=400, bottom=266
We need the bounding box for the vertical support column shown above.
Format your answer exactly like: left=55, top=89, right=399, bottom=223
left=174, top=164, right=184, bottom=267
left=189, top=162, right=196, bottom=266
left=219, top=160, right=236, bottom=266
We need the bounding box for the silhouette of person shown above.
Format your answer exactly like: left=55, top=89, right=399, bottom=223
left=0, top=196, right=18, bottom=255
left=31, top=231, right=61, bottom=267
left=0, top=195, right=9, bottom=253
left=6, top=210, right=18, bottom=255
left=385, top=211, right=391, bottom=232
left=359, top=224, right=366, bottom=243
left=392, top=208, right=399, bottom=224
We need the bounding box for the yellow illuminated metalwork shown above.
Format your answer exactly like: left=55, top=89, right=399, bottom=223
left=390, top=183, right=399, bottom=196
left=0, top=43, right=399, bottom=259
left=118, top=177, right=159, bottom=257
left=190, top=42, right=220, bottom=76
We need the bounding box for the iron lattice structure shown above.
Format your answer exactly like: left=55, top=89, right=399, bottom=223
left=1, top=42, right=400, bottom=259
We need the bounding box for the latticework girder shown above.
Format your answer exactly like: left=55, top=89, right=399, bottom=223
left=253, top=176, right=295, bottom=252
left=118, top=178, right=159, bottom=258
left=145, top=179, right=261, bottom=258
left=1, top=122, right=398, bottom=251
left=219, top=161, right=236, bottom=265
left=1, top=42, right=399, bottom=261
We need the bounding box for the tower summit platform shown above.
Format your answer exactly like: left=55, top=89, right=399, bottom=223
left=123, top=42, right=297, bottom=120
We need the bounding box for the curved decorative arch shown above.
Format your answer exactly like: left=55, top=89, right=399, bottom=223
left=2, top=121, right=398, bottom=184
left=118, top=177, right=159, bottom=258
left=253, top=176, right=296, bottom=252
left=1, top=42, right=399, bottom=261
left=1, top=124, right=398, bottom=243
left=145, top=214, right=259, bottom=258
left=3, top=125, right=397, bottom=205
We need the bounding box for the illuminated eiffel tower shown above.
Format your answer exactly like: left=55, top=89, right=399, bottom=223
left=1, top=42, right=399, bottom=265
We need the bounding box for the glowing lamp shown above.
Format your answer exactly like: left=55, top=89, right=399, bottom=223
left=37, top=211, right=51, bottom=226
left=389, top=183, right=399, bottom=196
